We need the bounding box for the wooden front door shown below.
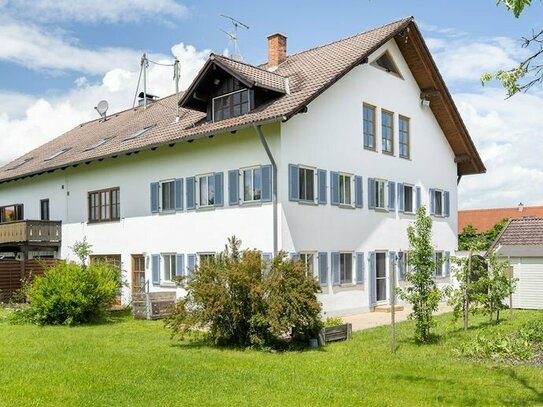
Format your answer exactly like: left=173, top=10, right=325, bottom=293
left=132, top=255, right=146, bottom=294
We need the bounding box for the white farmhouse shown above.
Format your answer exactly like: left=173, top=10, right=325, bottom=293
left=0, top=17, right=485, bottom=315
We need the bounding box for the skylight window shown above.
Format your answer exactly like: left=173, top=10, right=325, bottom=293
left=123, top=124, right=156, bottom=142
left=44, top=148, right=71, bottom=162
left=84, top=136, right=114, bottom=151
left=7, top=157, right=33, bottom=170
left=371, top=51, right=402, bottom=77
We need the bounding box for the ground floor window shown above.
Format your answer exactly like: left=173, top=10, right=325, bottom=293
left=435, top=252, right=444, bottom=277
left=162, top=254, right=176, bottom=281
left=300, top=252, right=315, bottom=277
left=340, top=252, right=353, bottom=284
left=199, top=253, right=215, bottom=265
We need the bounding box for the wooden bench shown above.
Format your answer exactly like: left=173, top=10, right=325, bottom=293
left=132, top=292, right=176, bottom=320
left=319, top=323, right=353, bottom=345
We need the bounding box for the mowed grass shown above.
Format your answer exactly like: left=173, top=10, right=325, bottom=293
left=0, top=309, right=542, bottom=407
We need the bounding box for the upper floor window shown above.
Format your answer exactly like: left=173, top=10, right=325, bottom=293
left=0, top=204, right=23, bottom=223
left=198, top=174, right=215, bottom=207
left=339, top=173, right=352, bottom=206
left=88, top=187, right=120, bottom=223
left=381, top=110, right=394, bottom=154
left=363, top=104, right=376, bottom=150
left=40, top=199, right=50, bottom=221
left=161, top=180, right=175, bottom=211
left=399, top=116, right=410, bottom=159
left=433, top=190, right=444, bottom=216
left=212, top=89, right=250, bottom=122
left=243, top=167, right=262, bottom=202
left=299, top=167, right=315, bottom=202
left=374, top=179, right=386, bottom=209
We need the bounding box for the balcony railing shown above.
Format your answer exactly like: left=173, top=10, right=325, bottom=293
left=0, top=220, right=62, bottom=245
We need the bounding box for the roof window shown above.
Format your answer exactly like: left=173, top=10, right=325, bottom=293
left=123, top=124, right=156, bottom=142
left=7, top=157, right=33, bottom=170
left=44, top=148, right=71, bottom=162
left=84, top=136, right=114, bottom=151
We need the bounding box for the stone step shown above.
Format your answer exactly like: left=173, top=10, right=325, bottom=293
left=373, top=305, right=404, bottom=313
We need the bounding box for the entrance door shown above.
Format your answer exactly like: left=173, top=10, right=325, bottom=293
left=376, top=252, right=387, bottom=302
left=132, top=255, right=146, bottom=294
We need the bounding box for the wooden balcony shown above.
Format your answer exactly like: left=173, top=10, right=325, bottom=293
left=0, top=220, right=62, bottom=246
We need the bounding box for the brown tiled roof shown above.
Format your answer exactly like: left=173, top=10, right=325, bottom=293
left=0, top=16, right=484, bottom=183
left=493, top=217, right=543, bottom=246
left=458, top=206, right=543, bottom=233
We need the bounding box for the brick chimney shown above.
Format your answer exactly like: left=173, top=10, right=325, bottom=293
left=267, top=33, right=287, bottom=68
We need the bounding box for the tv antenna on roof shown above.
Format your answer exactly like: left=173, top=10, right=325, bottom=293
left=220, top=14, right=249, bottom=61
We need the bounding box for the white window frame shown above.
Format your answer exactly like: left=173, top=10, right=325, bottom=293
left=375, top=179, right=387, bottom=210
left=159, top=179, right=175, bottom=212
left=403, top=183, right=415, bottom=214
left=299, top=166, right=317, bottom=203
left=242, top=166, right=263, bottom=203
left=299, top=252, right=316, bottom=278
left=339, top=172, right=354, bottom=207
left=197, top=173, right=215, bottom=208
left=211, top=89, right=251, bottom=122
left=340, top=252, right=354, bottom=284
left=433, top=189, right=444, bottom=217
left=162, top=253, right=176, bottom=282
left=435, top=251, right=444, bottom=277
left=198, top=252, right=216, bottom=265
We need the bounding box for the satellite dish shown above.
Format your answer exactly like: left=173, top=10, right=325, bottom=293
left=94, top=100, right=109, bottom=120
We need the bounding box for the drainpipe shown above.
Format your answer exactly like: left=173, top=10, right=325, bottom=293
left=254, top=125, right=278, bottom=255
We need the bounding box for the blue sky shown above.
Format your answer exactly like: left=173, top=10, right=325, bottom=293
left=1, top=0, right=543, bottom=209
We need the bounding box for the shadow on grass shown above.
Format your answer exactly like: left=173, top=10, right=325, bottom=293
left=495, top=367, right=543, bottom=406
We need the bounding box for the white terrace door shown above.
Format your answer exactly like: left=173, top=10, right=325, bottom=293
left=375, top=252, right=388, bottom=303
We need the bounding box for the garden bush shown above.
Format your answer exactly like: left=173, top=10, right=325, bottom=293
left=17, top=260, right=122, bottom=326
left=166, top=236, right=322, bottom=348
left=457, top=332, right=534, bottom=362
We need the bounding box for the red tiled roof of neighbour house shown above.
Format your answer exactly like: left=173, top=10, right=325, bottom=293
left=0, top=16, right=485, bottom=184
left=458, top=206, right=543, bottom=233
left=492, top=217, right=543, bottom=247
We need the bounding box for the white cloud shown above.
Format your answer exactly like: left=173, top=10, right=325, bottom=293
left=0, top=42, right=209, bottom=165
left=2, top=0, right=187, bottom=24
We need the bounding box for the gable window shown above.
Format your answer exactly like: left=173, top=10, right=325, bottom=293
left=374, top=179, right=386, bottom=209
left=363, top=104, right=376, bottom=150
left=243, top=167, right=262, bottom=202
left=299, top=167, right=315, bottom=202
left=88, top=188, right=120, bottom=223
left=161, top=180, right=175, bottom=211
left=381, top=110, right=394, bottom=154
left=163, top=254, right=176, bottom=281
left=403, top=185, right=414, bottom=213
left=300, top=252, right=315, bottom=277
left=0, top=204, right=24, bottom=223
left=399, top=116, right=410, bottom=159
left=435, top=252, right=444, bottom=277
left=213, top=89, right=250, bottom=121
left=372, top=51, right=402, bottom=77
left=198, top=174, right=215, bottom=207
left=340, top=253, right=353, bottom=284
left=339, top=174, right=352, bottom=205
left=40, top=199, right=50, bottom=221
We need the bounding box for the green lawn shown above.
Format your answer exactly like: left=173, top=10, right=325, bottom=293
left=0, top=308, right=542, bottom=407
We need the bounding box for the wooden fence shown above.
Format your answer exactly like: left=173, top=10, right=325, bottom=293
left=0, top=258, right=58, bottom=302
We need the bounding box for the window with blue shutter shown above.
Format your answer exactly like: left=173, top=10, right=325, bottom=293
left=330, top=172, right=339, bottom=205
left=331, top=252, right=340, bottom=286
left=397, top=183, right=404, bottom=212
left=290, top=252, right=300, bottom=260
left=318, top=169, right=327, bottom=205
left=228, top=170, right=239, bottom=206
left=368, top=178, right=375, bottom=209
left=388, top=181, right=396, bottom=210
left=429, top=188, right=436, bottom=215
left=187, top=254, right=197, bottom=278
left=175, top=178, right=184, bottom=211
left=175, top=254, right=185, bottom=276
left=389, top=251, right=396, bottom=297
left=355, top=176, right=363, bottom=208
left=369, top=252, right=376, bottom=306
left=261, top=165, right=272, bottom=202
left=444, top=191, right=450, bottom=217
left=214, top=172, right=224, bottom=207
left=150, top=182, right=159, bottom=213
left=186, top=177, right=196, bottom=210
left=356, top=252, right=364, bottom=284
left=416, top=186, right=421, bottom=210
left=318, top=252, right=328, bottom=286
left=398, top=251, right=405, bottom=281
left=151, top=254, right=160, bottom=285
left=288, top=164, right=299, bottom=201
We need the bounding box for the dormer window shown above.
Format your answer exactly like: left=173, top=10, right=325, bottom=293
left=212, top=89, right=250, bottom=121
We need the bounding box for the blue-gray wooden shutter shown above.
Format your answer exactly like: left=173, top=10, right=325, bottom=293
left=356, top=252, right=364, bottom=284
left=214, top=172, right=224, bottom=207
left=261, top=165, right=272, bottom=202
left=175, top=253, right=184, bottom=276
left=397, top=183, right=404, bottom=212
left=331, top=252, right=340, bottom=285
left=388, top=181, right=396, bottom=210
left=416, top=186, right=422, bottom=210
left=389, top=251, right=396, bottom=294
left=432, top=251, right=437, bottom=276
left=368, top=178, right=375, bottom=209
left=318, top=169, right=327, bottom=205
left=355, top=175, right=363, bottom=208
left=288, top=164, right=299, bottom=201
left=261, top=252, right=272, bottom=274
left=369, top=252, right=376, bottom=306
left=151, top=254, right=160, bottom=285
left=444, top=251, right=451, bottom=277
left=150, top=182, right=159, bottom=213
left=175, top=178, right=184, bottom=211
left=330, top=171, right=339, bottom=205
left=290, top=252, right=300, bottom=261
left=186, top=177, right=196, bottom=210
left=398, top=251, right=405, bottom=281
left=228, top=169, right=239, bottom=206
left=444, top=191, right=450, bottom=217
left=429, top=188, right=436, bottom=215
left=187, top=254, right=197, bottom=278
left=318, top=252, right=328, bottom=286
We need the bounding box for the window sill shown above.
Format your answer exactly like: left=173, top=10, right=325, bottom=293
left=241, top=200, right=262, bottom=207
left=196, top=205, right=216, bottom=211
left=299, top=200, right=318, bottom=206
left=158, top=210, right=176, bottom=215
left=338, top=204, right=355, bottom=209
left=399, top=156, right=411, bottom=161
left=160, top=281, right=177, bottom=288
left=372, top=207, right=389, bottom=213
left=401, top=211, right=416, bottom=215
left=382, top=151, right=395, bottom=157
left=364, top=146, right=377, bottom=152
left=87, top=219, right=121, bottom=225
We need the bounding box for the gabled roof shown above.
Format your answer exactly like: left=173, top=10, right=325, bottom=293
left=0, top=16, right=485, bottom=184
left=492, top=217, right=543, bottom=247
left=459, top=206, right=543, bottom=233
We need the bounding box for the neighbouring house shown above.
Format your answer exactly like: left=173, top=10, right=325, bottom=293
left=491, top=217, right=543, bottom=310
left=0, top=17, right=485, bottom=314
left=458, top=203, right=543, bottom=233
